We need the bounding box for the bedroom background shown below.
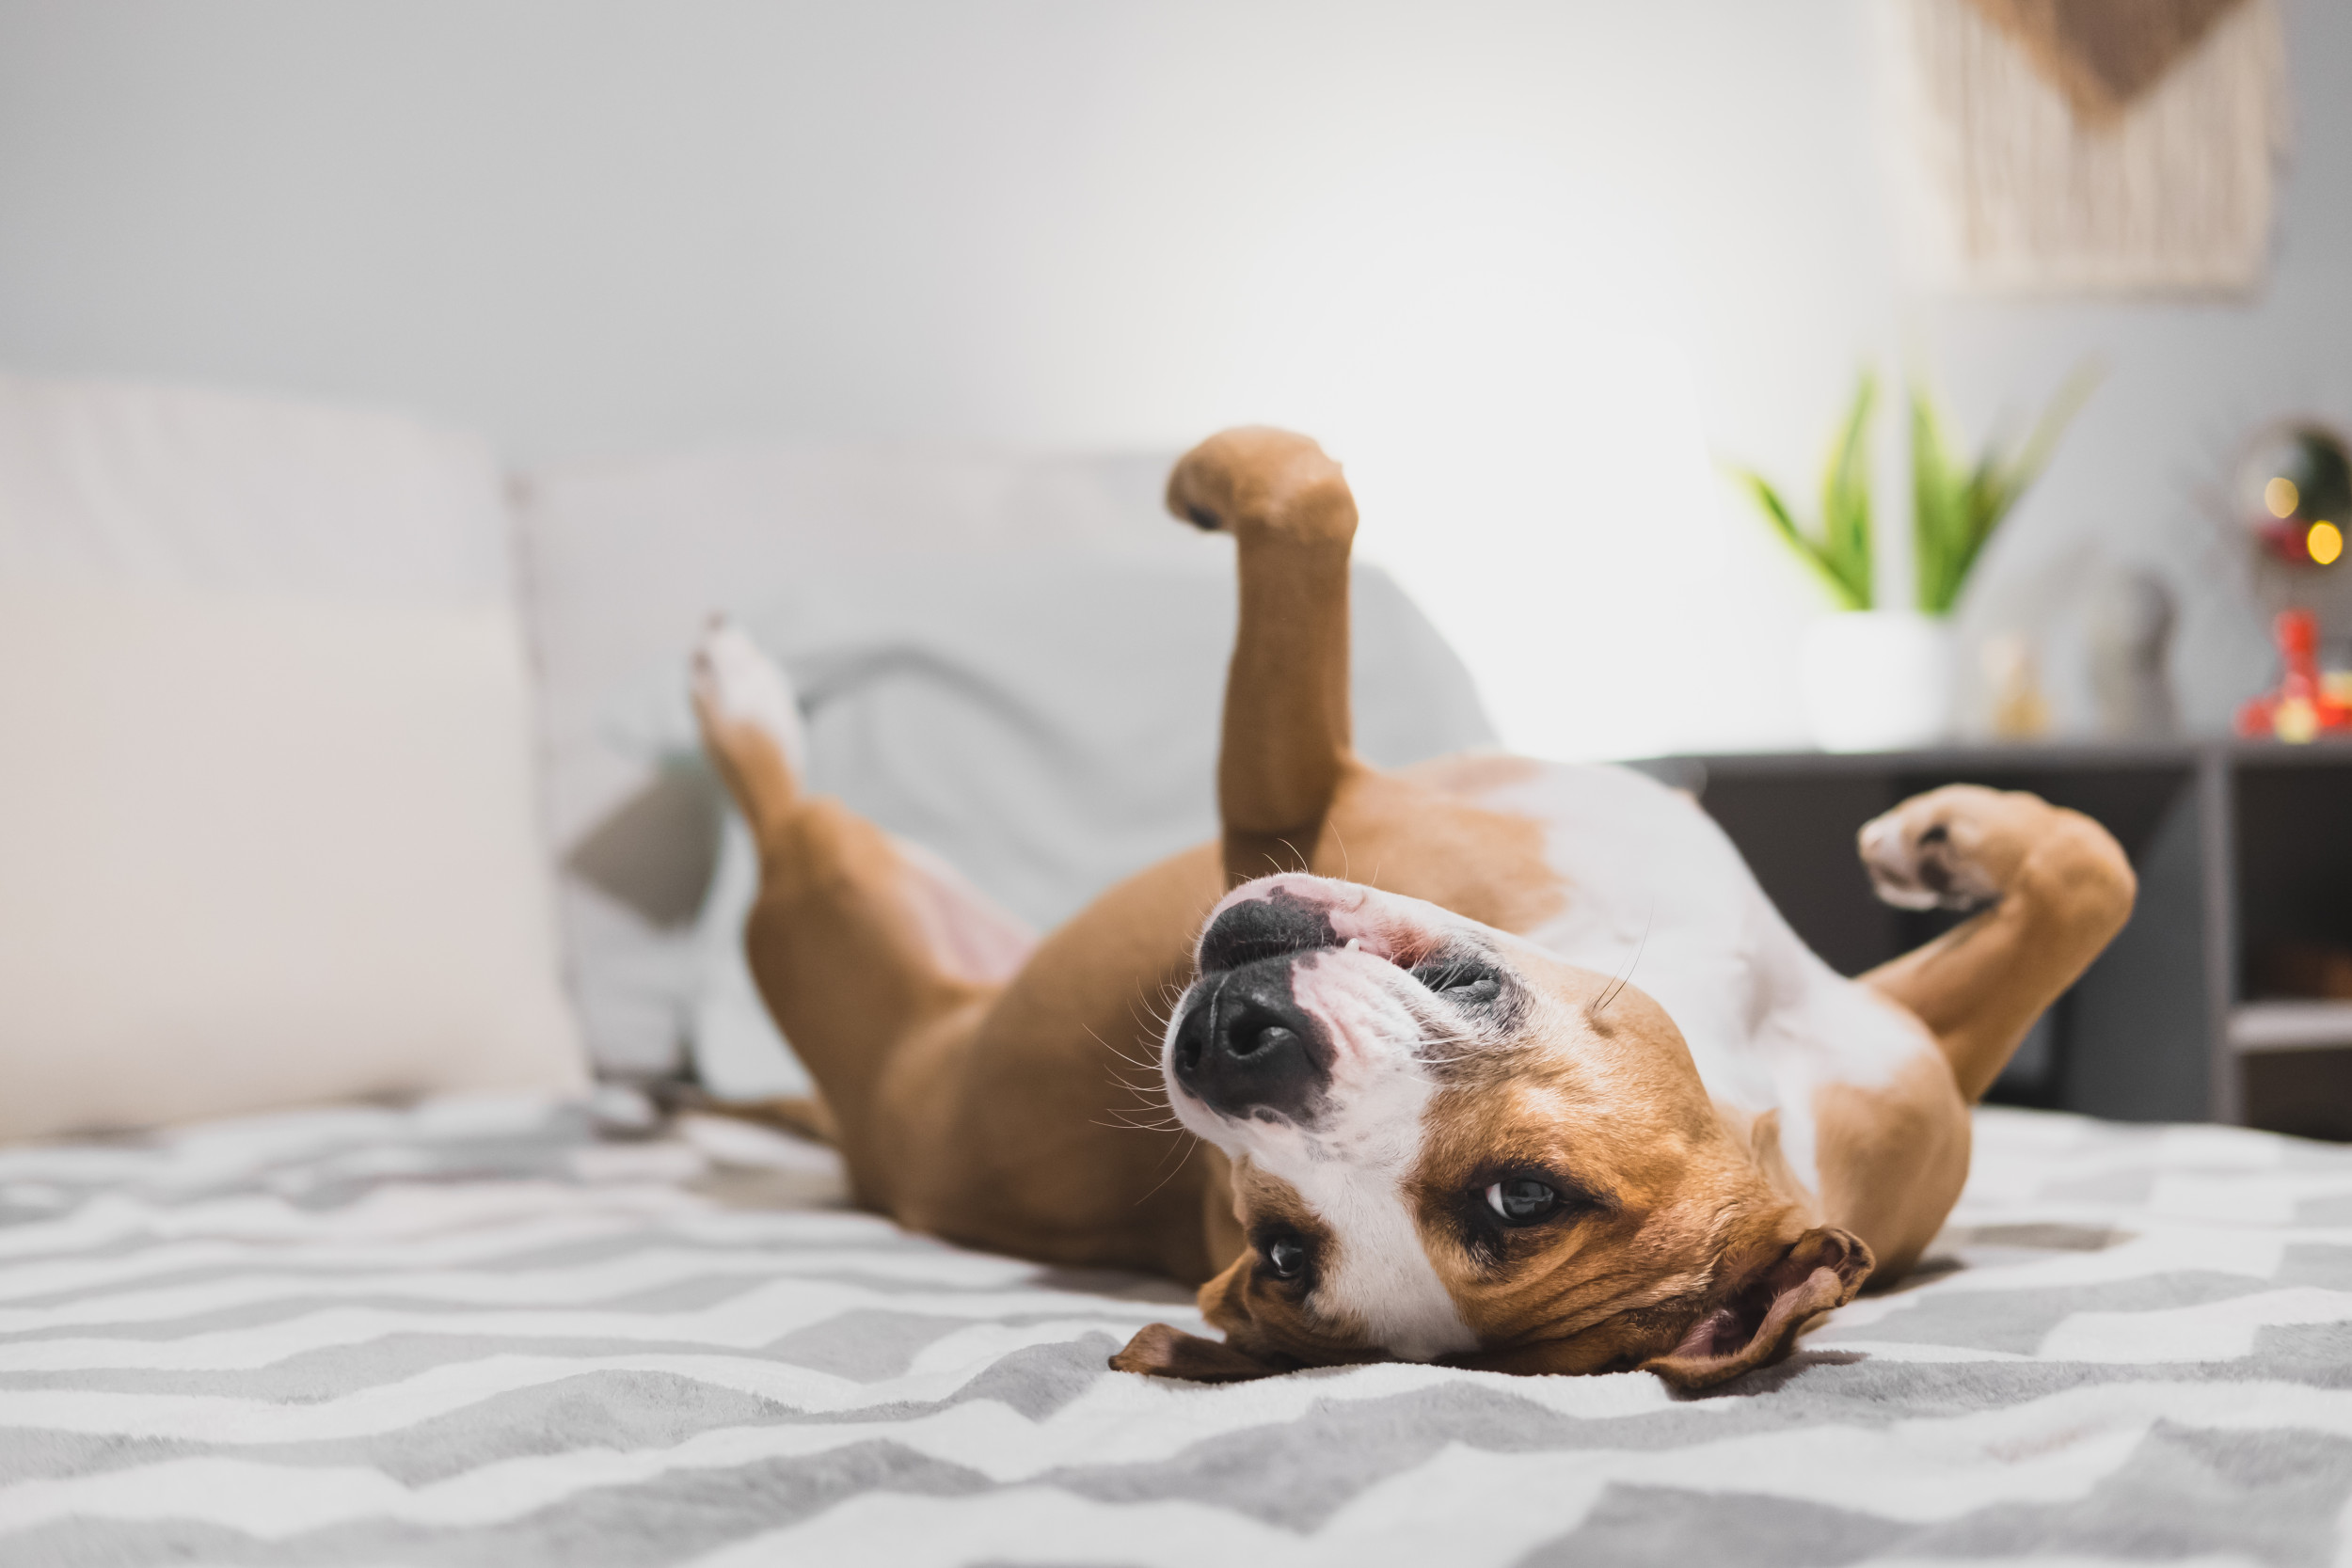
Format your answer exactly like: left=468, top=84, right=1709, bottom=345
left=17, top=7, right=2352, bottom=1562
left=5, top=0, right=2344, bottom=765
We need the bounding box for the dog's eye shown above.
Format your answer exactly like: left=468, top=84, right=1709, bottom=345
left=1264, top=1235, right=1308, bottom=1279
left=1484, top=1177, right=1558, bottom=1225
left=1411, top=959, right=1501, bottom=1006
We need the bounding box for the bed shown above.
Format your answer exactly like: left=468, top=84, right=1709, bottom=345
left=6, top=1096, right=2349, bottom=1566
left=7, top=388, right=2342, bottom=1564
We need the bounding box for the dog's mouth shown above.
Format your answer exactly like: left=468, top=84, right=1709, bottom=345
left=1196, top=877, right=1419, bottom=967
left=1167, top=873, right=1530, bottom=1147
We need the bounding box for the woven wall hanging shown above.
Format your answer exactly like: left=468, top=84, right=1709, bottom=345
left=1894, top=0, right=2289, bottom=293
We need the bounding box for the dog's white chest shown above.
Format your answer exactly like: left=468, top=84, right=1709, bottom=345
left=1471, top=763, right=1929, bottom=1186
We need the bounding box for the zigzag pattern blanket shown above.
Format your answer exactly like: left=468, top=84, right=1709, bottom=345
left=4, top=1097, right=2348, bottom=1565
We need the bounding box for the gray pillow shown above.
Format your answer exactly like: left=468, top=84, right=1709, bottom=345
left=609, top=543, right=1498, bottom=1098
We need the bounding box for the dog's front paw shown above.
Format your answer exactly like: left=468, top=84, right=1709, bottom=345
left=1857, top=784, right=2019, bottom=911
left=1164, top=427, right=1356, bottom=546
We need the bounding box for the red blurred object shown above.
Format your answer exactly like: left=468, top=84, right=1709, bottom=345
left=2257, top=518, right=2321, bottom=565
left=2236, top=609, right=2352, bottom=741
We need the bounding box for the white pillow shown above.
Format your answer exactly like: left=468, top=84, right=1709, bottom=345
left=0, top=375, right=516, bottom=599
left=0, top=584, right=585, bottom=1140
left=0, top=376, right=585, bottom=1140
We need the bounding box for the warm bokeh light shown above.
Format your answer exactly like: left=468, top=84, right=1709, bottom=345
left=2310, top=519, right=2344, bottom=565
left=2267, top=476, right=2301, bottom=517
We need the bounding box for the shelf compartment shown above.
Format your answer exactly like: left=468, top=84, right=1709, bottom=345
left=2229, top=1000, right=2352, bottom=1053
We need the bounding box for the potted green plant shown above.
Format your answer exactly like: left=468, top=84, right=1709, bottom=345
left=1731, top=368, right=2090, bottom=751
left=1911, top=371, right=2096, bottom=618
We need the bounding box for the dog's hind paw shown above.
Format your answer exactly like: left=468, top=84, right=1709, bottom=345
left=691, top=619, right=809, bottom=776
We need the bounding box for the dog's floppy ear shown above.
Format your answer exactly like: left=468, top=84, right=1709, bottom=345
left=1642, top=1227, right=1872, bottom=1390
left=1109, top=1322, right=1289, bottom=1383
left=1110, top=1251, right=1295, bottom=1382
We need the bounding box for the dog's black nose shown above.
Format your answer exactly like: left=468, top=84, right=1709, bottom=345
left=1170, top=958, right=1329, bottom=1122
left=1198, top=888, right=1340, bottom=974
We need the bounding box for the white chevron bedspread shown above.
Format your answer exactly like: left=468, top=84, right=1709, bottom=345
left=4, top=1097, right=2349, bottom=1566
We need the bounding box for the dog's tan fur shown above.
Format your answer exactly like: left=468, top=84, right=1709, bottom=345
left=693, top=428, right=2134, bottom=1387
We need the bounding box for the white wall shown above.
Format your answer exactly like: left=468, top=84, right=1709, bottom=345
left=1, top=0, right=2344, bottom=756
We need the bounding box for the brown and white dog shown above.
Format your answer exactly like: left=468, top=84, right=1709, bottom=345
left=691, top=427, right=2134, bottom=1389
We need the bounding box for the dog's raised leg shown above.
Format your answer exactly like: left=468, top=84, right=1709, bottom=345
left=691, top=623, right=1032, bottom=1210
left=1164, top=428, right=1563, bottom=942
left=1856, top=784, right=2136, bottom=1101
left=1166, top=427, right=1361, bottom=888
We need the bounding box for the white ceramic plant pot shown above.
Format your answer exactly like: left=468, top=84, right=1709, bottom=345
left=1800, top=610, right=1955, bottom=752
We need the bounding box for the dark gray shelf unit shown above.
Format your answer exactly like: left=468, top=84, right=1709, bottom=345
left=1631, top=740, right=2352, bottom=1136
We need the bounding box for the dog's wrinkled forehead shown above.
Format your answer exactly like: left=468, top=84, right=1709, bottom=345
left=1163, top=873, right=1529, bottom=1361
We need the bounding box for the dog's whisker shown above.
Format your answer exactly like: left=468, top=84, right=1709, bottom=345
left=1091, top=1116, right=1183, bottom=1134
left=1089, top=1019, right=1171, bottom=1074
left=1110, top=1073, right=1165, bottom=1098
left=1591, top=908, right=1654, bottom=1020
left=1131, top=1129, right=1198, bottom=1206
left=1102, top=1067, right=1173, bottom=1097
